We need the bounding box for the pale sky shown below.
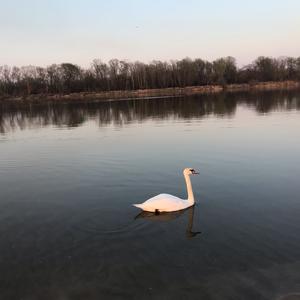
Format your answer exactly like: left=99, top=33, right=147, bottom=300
left=1, top=0, right=300, bottom=67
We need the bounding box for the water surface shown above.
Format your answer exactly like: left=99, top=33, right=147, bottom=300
left=0, top=91, right=300, bottom=300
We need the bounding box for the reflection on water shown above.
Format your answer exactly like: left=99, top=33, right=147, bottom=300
left=0, top=90, right=300, bottom=299
left=1, top=90, right=300, bottom=134
left=135, top=206, right=201, bottom=238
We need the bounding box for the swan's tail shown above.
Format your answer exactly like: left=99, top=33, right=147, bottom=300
left=133, top=204, right=144, bottom=210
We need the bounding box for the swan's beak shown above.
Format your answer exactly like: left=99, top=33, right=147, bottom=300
left=192, top=170, right=199, bottom=175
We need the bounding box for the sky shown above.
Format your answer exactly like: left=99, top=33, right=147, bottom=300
left=1, top=0, right=300, bottom=67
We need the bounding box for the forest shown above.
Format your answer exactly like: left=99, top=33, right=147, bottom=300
left=1, top=56, right=300, bottom=97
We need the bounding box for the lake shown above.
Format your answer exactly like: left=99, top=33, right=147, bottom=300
left=0, top=90, right=300, bottom=300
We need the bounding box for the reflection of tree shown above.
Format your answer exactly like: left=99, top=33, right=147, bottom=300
left=0, top=90, right=300, bottom=134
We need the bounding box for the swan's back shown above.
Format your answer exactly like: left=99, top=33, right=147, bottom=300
left=134, top=193, right=190, bottom=212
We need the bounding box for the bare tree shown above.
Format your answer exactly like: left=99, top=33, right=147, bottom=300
left=1, top=56, right=299, bottom=98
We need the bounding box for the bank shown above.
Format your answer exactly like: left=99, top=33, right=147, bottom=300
left=1, top=80, right=300, bottom=103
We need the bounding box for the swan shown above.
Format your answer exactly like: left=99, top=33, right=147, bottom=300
left=133, top=168, right=199, bottom=212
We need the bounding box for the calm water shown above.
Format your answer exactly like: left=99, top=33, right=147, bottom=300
left=0, top=91, right=300, bottom=300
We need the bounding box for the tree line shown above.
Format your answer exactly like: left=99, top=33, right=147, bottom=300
left=1, top=56, right=300, bottom=97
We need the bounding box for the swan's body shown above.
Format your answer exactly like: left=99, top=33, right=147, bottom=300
left=133, top=168, right=198, bottom=212
left=134, top=193, right=191, bottom=212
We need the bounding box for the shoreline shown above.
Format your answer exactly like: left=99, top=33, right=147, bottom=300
left=1, top=80, right=299, bottom=103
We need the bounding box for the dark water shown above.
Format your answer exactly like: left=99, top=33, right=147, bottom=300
left=0, top=91, right=300, bottom=300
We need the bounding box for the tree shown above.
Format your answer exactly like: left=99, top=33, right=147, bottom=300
left=253, top=56, right=277, bottom=81
left=1, top=56, right=300, bottom=98
left=60, top=63, right=82, bottom=93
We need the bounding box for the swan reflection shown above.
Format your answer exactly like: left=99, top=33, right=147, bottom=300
left=135, top=205, right=201, bottom=238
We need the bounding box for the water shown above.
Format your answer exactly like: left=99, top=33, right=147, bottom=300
left=0, top=90, right=300, bottom=300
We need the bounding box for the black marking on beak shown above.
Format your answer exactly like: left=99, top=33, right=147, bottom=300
left=191, top=169, right=199, bottom=175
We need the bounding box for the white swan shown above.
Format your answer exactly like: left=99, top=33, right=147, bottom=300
left=133, top=168, right=199, bottom=212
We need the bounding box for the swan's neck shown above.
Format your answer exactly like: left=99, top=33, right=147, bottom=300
left=184, top=173, right=195, bottom=205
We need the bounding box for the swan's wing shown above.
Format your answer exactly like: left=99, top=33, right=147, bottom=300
left=139, top=194, right=187, bottom=212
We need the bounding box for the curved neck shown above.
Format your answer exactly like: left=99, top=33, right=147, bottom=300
left=184, top=173, right=194, bottom=205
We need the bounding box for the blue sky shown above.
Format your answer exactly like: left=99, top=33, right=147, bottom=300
left=1, top=0, right=299, bottom=67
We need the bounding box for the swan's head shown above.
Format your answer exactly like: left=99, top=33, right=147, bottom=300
left=183, top=168, right=199, bottom=176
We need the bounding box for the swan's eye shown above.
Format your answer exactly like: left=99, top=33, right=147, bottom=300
left=190, top=169, right=194, bottom=172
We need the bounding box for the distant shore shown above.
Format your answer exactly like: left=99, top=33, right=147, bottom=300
left=1, top=80, right=299, bottom=103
